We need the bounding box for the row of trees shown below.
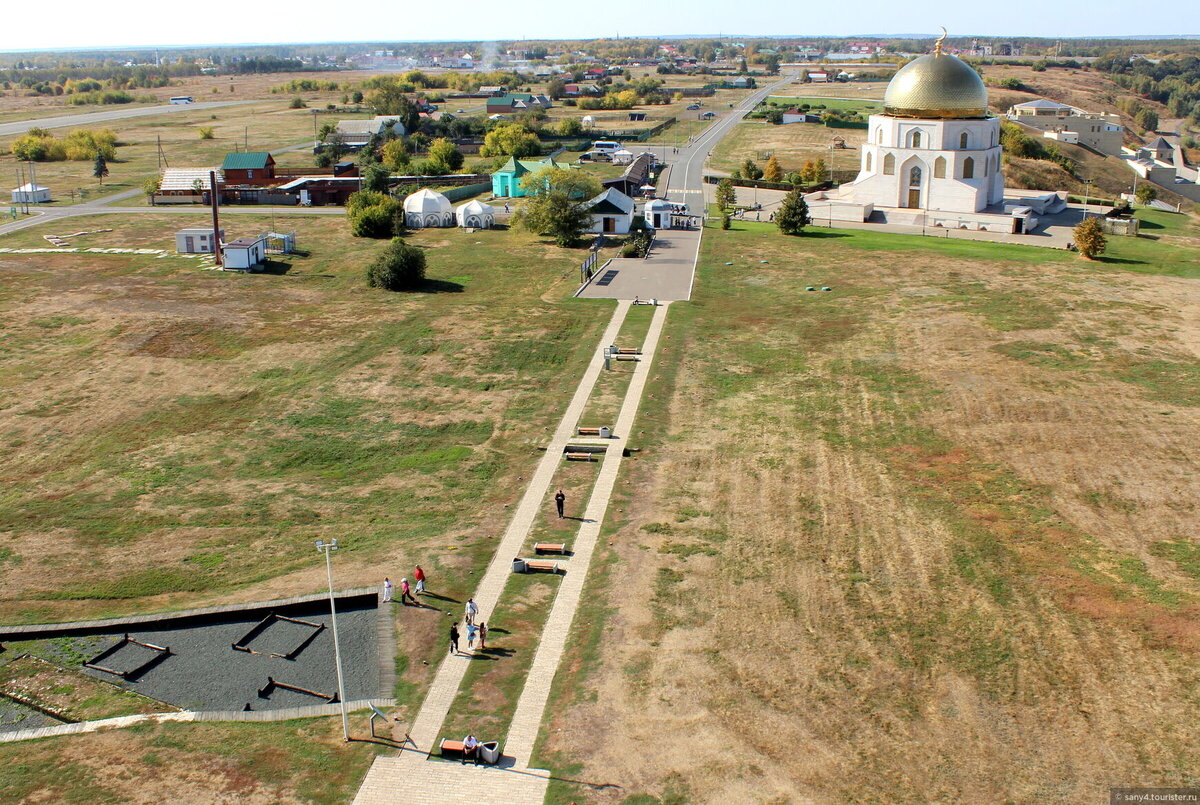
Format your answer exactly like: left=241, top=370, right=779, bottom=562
left=10, top=127, right=117, bottom=162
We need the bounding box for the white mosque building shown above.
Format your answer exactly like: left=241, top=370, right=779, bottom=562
left=808, top=38, right=1065, bottom=234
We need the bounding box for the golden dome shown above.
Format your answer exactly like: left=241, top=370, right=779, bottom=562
left=883, top=52, right=989, bottom=119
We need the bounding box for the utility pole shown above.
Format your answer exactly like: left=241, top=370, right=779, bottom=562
left=209, top=171, right=223, bottom=268
left=316, top=539, right=351, bottom=742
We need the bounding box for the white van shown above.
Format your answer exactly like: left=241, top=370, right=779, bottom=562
left=169, top=96, right=194, bottom=104
left=591, top=140, right=620, bottom=152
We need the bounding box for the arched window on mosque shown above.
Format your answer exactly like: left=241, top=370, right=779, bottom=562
left=909, top=165, right=922, bottom=186
left=877, top=128, right=883, bottom=145
left=909, top=130, right=922, bottom=148
left=963, top=157, right=975, bottom=179
left=865, top=152, right=873, bottom=172
left=883, top=153, right=895, bottom=175
left=984, top=157, right=989, bottom=176
left=960, top=131, right=969, bottom=149
left=934, top=156, right=946, bottom=179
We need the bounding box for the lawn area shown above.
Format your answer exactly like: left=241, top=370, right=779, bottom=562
left=707, top=118, right=865, bottom=178
left=535, top=216, right=1200, bottom=803
left=0, top=100, right=318, bottom=203
left=0, top=213, right=616, bottom=633
left=0, top=716, right=379, bottom=803
left=765, top=95, right=884, bottom=116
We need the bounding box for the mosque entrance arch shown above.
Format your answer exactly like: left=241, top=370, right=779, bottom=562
left=901, top=158, right=925, bottom=209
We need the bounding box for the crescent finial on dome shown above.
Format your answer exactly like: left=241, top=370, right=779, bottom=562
left=935, top=27, right=947, bottom=56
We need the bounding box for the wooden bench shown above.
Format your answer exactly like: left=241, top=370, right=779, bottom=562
left=514, top=558, right=561, bottom=574
left=577, top=427, right=604, bottom=436
left=615, top=347, right=642, bottom=355
left=439, top=739, right=467, bottom=759
left=615, top=354, right=640, bottom=361
left=564, top=452, right=597, bottom=461
left=534, top=542, right=567, bottom=555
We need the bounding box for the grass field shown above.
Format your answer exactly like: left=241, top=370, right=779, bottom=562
left=535, top=215, right=1200, bottom=803
left=0, top=100, right=319, bottom=203
left=708, top=118, right=866, bottom=177
left=0, top=716, right=378, bottom=803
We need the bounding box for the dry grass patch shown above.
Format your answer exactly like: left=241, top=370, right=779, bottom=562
left=539, top=219, right=1200, bottom=804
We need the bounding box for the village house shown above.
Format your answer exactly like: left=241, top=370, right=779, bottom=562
left=584, top=187, right=635, bottom=234
left=485, top=93, right=553, bottom=115
left=220, top=152, right=275, bottom=185
left=491, top=155, right=572, bottom=197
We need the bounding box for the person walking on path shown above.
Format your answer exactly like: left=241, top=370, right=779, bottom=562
left=449, top=623, right=460, bottom=655
left=382, top=577, right=393, bottom=603
left=414, top=565, right=426, bottom=595
left=466, top=622, right=477, bottom=651
left=477, top=622, right=487, bottom=651
left=555, top=489, right=566, bottom=519
left=399, top=578, right=418, bottom=606
left=465, top=598, right=478, bottom=625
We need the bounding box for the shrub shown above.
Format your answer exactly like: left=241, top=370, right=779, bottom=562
left=721, top=214, right=731, bottom=230
left=289, top=96, right=307, bottom=109
left=775, top=189, right=811, bottom=235
left=1073, top=217, right=1107, bottom=259
left=366, top=238, right=427, bottom=291
left=198, top=127, right=215, bottom=140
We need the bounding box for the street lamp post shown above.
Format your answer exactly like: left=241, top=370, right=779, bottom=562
left=316, top=539, right=350, bottom=742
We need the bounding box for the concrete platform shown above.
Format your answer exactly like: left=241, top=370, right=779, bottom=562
left=576, top=228, right=701, bottom=301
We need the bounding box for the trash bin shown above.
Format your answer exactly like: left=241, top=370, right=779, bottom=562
left=599, top=426, right=611, bottom=439
left=479, top=741, right=500, bottom=765
left=511, top=558, right=527, bottom=573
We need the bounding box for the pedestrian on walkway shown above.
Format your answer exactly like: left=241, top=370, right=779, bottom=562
left=555, top=489, right=566, bottom=519
left=449, top=623, right=460, bottom=655
left=465, top=598, right=478, bottom=625
left=414, top=565, right=426, bottom=595
left=382, top=577, right=393, bottom=603
left=466, top=621, right=477, bottom=650
left=399, top=577, right=418, bottom=606
left=477, top=622, right=487, bottom=651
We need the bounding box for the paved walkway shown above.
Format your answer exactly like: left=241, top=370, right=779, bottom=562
left=352, top=301, right=635, bottom=805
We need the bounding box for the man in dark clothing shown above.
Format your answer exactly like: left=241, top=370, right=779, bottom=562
left=449, top=623, right=460, bottom=655
left=555, top=489, right=566, bottom=518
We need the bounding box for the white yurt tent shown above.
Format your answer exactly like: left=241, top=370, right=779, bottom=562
left=11, top=183, right=50, bottom=204
left=403, top=188, right=454, bottom=228
left=455, top=199, right=495, bottom=229
left=611, top=149, right=635, bottom=165
left=581, top=115, right=595, bottom=128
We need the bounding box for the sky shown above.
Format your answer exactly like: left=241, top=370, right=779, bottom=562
left=2, top=0, right=1198, bottom=52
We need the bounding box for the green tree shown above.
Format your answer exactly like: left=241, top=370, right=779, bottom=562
left=741, top=158, right=763, bottom=180
left=1136, top=108, right=1159, bottom=132
left=775, top=189, right=811, bottom=235
left=763, top=155, right=783, bottom=183
left=362, top=163, right=391, bottom=193
left=428, top=138, right=464, bottom=171
left=92, top=153, right=108, bottom=185
left=141, top=176, right=160, bottom=202
left=289, top=96, right=307, bottom=109
left=382, top=139, right=410, bottom=172
left=347, top=190, right=403, bottom=238
left=715, top=178, right=736, bottom=211
left=515, top=166, right=602, bottom=247
left=559, top=117, right=583, bottom=136
left=813, top=158, right=827, bottom=183
left=1073, top=216, right=1107, bottom=259
left=765, top=107, right=783, bottom=124
left=366, top=238, right=427, bottom=291
left=367, top=86, right=420, bottom=133
left=480, top=123, right=542, bottom=158
left=1135, top=183, right=1157, bottom=205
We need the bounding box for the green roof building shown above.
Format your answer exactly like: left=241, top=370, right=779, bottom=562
left=491, top=156, right=570, bottom=198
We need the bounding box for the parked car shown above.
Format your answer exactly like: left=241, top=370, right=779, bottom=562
left=686, top=104, right=701, bottom=110
left=1175, top=177, right=1187, bottom=183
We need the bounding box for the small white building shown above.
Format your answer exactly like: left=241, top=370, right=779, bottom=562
left=643, top=198, right=677, bottom=229
left=404, top=188, right=454, bottom=228
left=455, top=199, right=495, bottom=229
left=611, top=149, right=635, bottom=166
left=175, top=227, right=224, bottom=254
left=11, top=183, right=50, bottom=204
left=585, top=188, right=635, bottom=235
left=222, top=236, right=266, bottom=270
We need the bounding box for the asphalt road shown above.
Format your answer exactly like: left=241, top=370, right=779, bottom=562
left=0, top=101, right=254, bottom=137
